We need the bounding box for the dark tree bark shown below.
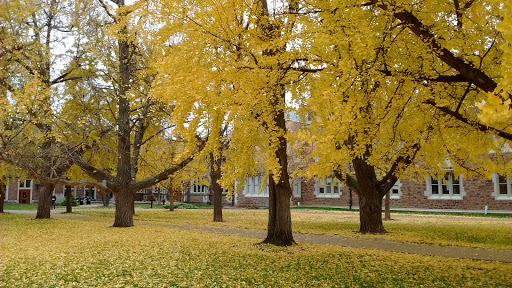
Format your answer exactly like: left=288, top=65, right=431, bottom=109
left=65, top=185, right=72, bottom=213
left=35, top=182, right=55, bottom=219
left=0, top=181, right=5, bottom=213
left=384, top=190, right=391, bottom=221
left=262, top=107, right=295, bottom=246
left=113, top=189, right=134, bottom=227
left=168, top=181, right=174, bottom=211
left=352, top=157, right=386, bottom=233
left=210, top=152, right=223, bottom=222
left=103, top=192, right=110, bottom=207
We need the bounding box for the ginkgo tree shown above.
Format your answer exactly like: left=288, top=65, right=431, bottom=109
left=0, top=0, right=101, bottom=219
left=152, top=0, right=306, bottom=245
left=53, top=0, right=209, bottom=227
left=295, top=0, right=510, bottom=233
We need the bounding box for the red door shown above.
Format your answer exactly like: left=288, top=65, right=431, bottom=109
left=19, top=189, right=30, bottom=204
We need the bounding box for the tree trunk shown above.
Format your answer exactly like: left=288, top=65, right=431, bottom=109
left=103, top=193, right=110, bottom=207
left=65, top=185, right=72, bottom=213
left=113, top=190, right=134, bottom=227
left=263, top=174, right=295, bottom=246
left=262, top=105, right=295, bottom=246
left=36, top=182, right=55, bottom=219
left=384, top=190, right=391, bottom=221
left=358, top=191, right=385, bottom=233
left=210, top=152, right=223, bottom=222
left=168, top=182, right=174, bottom=211
left=0, top=182, right=5, bottom=213
left=353, top=156, right=386, bottom=233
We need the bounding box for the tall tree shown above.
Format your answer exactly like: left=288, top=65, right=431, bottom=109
left=153, top=0, right=305, bottom=245
left=58, top=0, right=207, bottom=227
left=296, top=0, right=509, bottom=233
left=0, top=0, right=100, bottom=218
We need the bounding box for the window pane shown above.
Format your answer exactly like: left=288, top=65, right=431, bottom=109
left=391, top=188, right=399, bottom=194
left=453, top=184, right=460, bottom=195
left=325, top=184, right=331, bottom=194
left=333, top=185, right=339, bottom=194
left=442, top=184, right=450, bottom=194
left=26, top=180, right=31, bottom=187
left=319, top=187, right=324, bottom=194
left=499, top=184, right=508, bottom=195
left=498, top=175, right=507, bottom=185
left=431, top=177, right=439, bottom=194
left=19, top=181, right=23, bottom=188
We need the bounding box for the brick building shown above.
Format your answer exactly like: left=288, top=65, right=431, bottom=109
left=2, top=178, right=111, bottom=204
left=233, top=174, right=512, bottom=212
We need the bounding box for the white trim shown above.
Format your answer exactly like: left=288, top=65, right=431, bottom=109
left=18, top=179, right=33, bottom=203
left=291, top=177, right=301, bottom=197
left=390, top=180, right=402, bottom=199
left=492, top=173, right=512, bottom=200
left=315, top=177, right=341, bottom=198
left=190, top=181, right=208, bottom=195
left=244, top=176, right=269, bottom=197
left=424, top=173, right=465, bottom=200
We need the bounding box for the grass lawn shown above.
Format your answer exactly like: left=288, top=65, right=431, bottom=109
left=78, top=209, right=512, bottom=250
left=2, top=203, right=38, bottom=210
left=0, top=212, right=510, bottom=287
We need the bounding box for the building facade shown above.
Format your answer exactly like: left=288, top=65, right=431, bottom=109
left=233, top=173, right=512, bottom=212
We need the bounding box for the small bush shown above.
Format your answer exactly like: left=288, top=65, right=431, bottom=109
left=60, top=197, right=78, bottom=207
left=162, top=202, right=200, bottom=209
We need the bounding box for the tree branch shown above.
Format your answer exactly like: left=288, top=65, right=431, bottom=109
left=424, top=99, right=512, bottom=141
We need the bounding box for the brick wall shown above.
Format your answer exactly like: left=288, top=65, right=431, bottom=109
left=390, top=178, right=512, bottom=211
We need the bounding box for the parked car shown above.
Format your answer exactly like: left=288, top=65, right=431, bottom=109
left=76, top=196, right=92, bottom=205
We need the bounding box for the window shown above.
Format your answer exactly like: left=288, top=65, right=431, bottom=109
left=244, top=176, right=268, bottom=197
left=84, top=186, right=97, bottom=199
left=390, top=180, right=402, bottom=199
left=492, top=173, right=511, bottom=200
left=425, top=172, right=465, bottom=200
left=19, top=179, right=32, bottom=189
left=191, top=182, right=208, bottom=194
left=291, top=177, right=301, bottom=197
left=315, top=177, right=341, bottom=198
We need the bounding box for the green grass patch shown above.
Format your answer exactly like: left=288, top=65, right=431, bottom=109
left=2, top=203, right=38, bottom=210
left=135, top=202, right=208, bottom=209
left=0, top=213, right=510, bottom=287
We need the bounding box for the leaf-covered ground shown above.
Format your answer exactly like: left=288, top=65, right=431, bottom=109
left=1, top=212, right=511, bottom=287
left=76, top=209, right=512, bottom=250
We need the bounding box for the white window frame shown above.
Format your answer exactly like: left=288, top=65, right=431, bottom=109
left=3, top=184, right=7, bottom=200
left=191, top=181, right=208, bottom=195
left=244, top=176, right=269, bottom=197
left=291, top=177, right=301, bottom=197
left=18, top=179, right=33, bottom=203
left=492, top=173, right=512, bottom=200
left=424, top=172, right=465, bottom=200
left=315, top=177, right=341, bottom=198
left=390, top=180, right=402, bottom=199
